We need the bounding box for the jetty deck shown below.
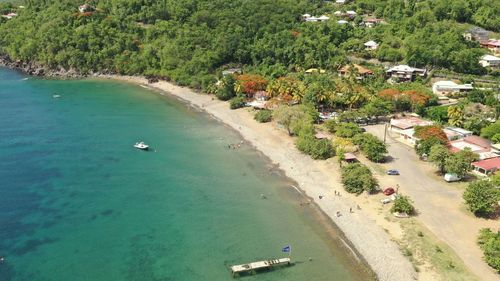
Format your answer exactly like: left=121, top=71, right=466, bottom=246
left=230, top=257, right=291, bottom=276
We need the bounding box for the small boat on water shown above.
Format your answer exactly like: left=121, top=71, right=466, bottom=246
left=53, top=94, right=61, bottom=98
left=134, top=141, right=149, bottom=150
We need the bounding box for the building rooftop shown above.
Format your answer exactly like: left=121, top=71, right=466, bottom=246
left=339, top=64, right=373, bottom=75
left=390, top=116, right=433, bottom=130
left=386, top=65, right=426, bottom=73
left=472, top=157, right=500, bottom=171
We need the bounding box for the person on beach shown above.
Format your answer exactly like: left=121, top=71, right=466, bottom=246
left=336, top=211, right=341, bottom=217
left=350, top=207, right=353, bottom=213
left=319, top=195, right=323, bottom=199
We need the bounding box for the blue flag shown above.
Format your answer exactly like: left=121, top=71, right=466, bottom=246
left=282, top=245, right=291, bottom=253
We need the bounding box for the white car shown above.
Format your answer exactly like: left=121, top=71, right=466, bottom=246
left=444, top=173, right=461, bottom=182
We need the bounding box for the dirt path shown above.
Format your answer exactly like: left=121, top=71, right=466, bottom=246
left=364, top=124, right=499, bottom=281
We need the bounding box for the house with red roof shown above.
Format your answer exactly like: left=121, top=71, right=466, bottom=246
left=338, top=64, right=374, bottom=80
left=449, top=135, right=499, bottom=160
left=472, top=157, right=500, bottom=175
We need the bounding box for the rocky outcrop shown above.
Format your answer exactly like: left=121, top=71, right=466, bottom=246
left=0, top=54, right=97, bottom=78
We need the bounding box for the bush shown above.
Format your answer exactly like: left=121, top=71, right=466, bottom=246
left=229, top=96, right=246, bottom=109
left=215, top=75, right=236, bottom=101
left=390, top=195, right=415, bottom=215
left=477, top=228, right=500, bottom=273
left=353, top=133, right=387, bottom=162
left=463, top=180, right=500, bottom=217
left=335, top=122, right=363, bottom=138
left=254, top=109, right=272, bottom=123
left=341, top=163, right=378, bottom=194
left=324, top=119, right=337, bottom=133
left=296, top=134, right=334, bottom=160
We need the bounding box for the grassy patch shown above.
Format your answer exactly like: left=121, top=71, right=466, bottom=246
left=398, top=219, right=479, bottom=281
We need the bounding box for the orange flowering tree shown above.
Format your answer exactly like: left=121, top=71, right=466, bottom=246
left=378, top=89, right=401, bottom=100
left=414, top=125, right=449, bottom=156
left=379, top=89, right=431, bottom=112
left=236, top=74, right=268, bottom=97
left=414, top=125, right=448, bottom=143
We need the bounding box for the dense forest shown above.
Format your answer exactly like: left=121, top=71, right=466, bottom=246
left=0, top=0, right=498, bottom=87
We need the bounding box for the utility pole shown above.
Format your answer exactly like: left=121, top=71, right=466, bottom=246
left=384, top=123, right=388, bottom=143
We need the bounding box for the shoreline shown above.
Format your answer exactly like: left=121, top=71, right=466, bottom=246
left=101, top=75, right=417, bottom=281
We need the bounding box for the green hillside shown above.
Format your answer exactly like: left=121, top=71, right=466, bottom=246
left=0, top=0, right=498, bottom=86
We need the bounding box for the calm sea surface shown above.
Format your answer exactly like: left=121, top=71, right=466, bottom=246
left=0, top=68, right=373, bottom=281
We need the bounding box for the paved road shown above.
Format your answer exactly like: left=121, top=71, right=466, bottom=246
left=365, top=124, right=499, bottom=281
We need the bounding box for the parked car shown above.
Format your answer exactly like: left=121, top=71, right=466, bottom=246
left=444, top=173, right=461, bottom=182
left=387, top=169, right=400, bottom=175
left=381, top=198, right=392, bottom=204
left=383, top=187, right=395, bottom=196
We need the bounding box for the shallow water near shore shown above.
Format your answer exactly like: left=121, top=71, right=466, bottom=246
left=0, top=68, right=373, bottom=281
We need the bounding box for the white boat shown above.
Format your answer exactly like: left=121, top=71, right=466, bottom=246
left=134, top=141, right=149, bottom=150
left=53, top=94, right=61, bottom=98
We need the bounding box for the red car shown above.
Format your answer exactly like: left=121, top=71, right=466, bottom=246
left=383, top=187, right=395, bottom=196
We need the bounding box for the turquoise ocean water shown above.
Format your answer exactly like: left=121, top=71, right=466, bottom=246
left=0, top=68, right=373, bottom=281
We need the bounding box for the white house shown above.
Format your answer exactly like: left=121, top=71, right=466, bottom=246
left=443, top=127, right=473, bottom=141
left=333, top=11, right=342, bottom=16
left=364, top=40, right=378, bottom=50
left=346, top=11, right=357, bottom=17
left=479, top=54, right=500, bottom=68
left=335, top=0, right=346, bottom=4
left=432, top=80, right=473, bottom=95
left=389, top=116, right=434, bottom=145
left=304, top=14, right=329, bottom=22
left=386, top=65, right=427, bottom=82
left=337, top=20, right=348, bottom=24
left=362, top=18, right=383, bottom=28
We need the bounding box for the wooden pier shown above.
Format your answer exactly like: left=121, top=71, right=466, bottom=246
left=230, top=257, right=291, bottom=277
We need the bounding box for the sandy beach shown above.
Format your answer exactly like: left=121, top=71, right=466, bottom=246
left=101, top=75, right=419, bottom=281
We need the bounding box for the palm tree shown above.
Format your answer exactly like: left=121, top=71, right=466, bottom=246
left=448, top=105, right=465, bottom=127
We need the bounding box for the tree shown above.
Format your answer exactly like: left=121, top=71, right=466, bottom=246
left=273, top=105, right=312, bottom=136
left=481, top=120, right=500, bottom=140
left=362, top=98, right=393, bottom=122
left=296, top=135, right=334, bottom=160
left=354, top=133, right=388, bottom=162
left=425, top=106, right=449, bottom=123
left=447, top=105, right=465, bottom=127
left=215, top=75, right=236, bottom=101
left=235, top=74, right=268, bottom=97
left=444, top=149, right=479, bottom=178
left=334, top=122, right=363, bottom=138
left=414, top=125, right=449, bottom=155
left=390, top=195, right=415, bottom=215
left=428, top=144, right=450, bottom=173
left=254, top=109, right=272, bottom=123
left=336, top=147, right=345, bottom=167
left=414, top=125, right=448, bottom=144
left=463, top=180, right=500, bottom=216
left=266, top=77, right=305, bottom=103
left=341, top=163, right=378, bottom=194
left=477, top=228, right=500, bottom=273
